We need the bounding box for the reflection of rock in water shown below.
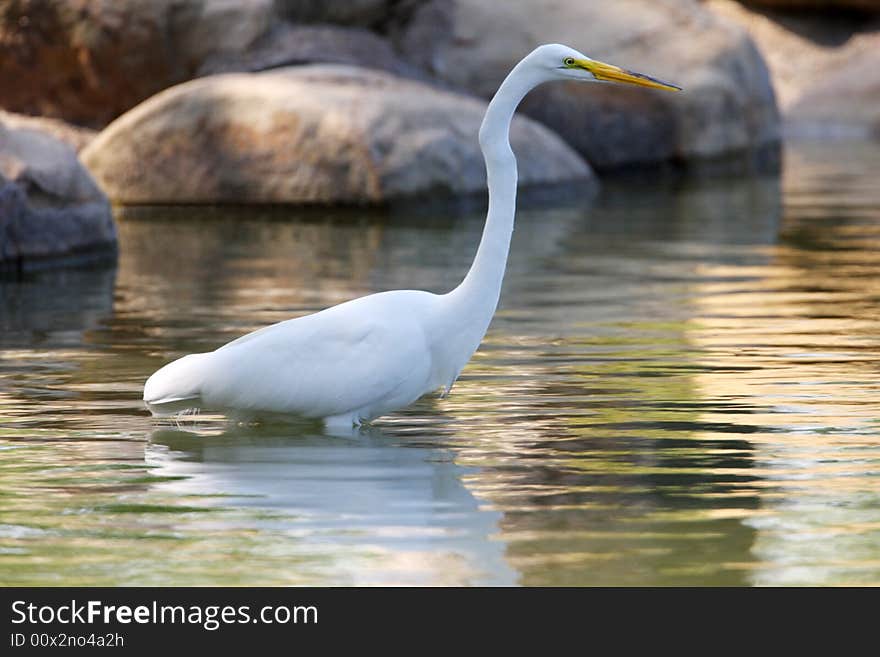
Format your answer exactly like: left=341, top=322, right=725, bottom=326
left=114, top=197, right=595, bottom=312
left=594, top=174, right=782, bottom=245
left=439, top=173, right=782, bottom=585
left=147, top=424, right=516, bottom=586
left=113, top=200, right=594, bottom=360
left=120, top=174, right=784, bottom=585
left=0, top=262, right=119, bottom=431
left=0, top=263, right=116, bottom=348
left=687, top=142, right=880, bottom=585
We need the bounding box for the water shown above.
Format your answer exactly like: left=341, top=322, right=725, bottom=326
left=2, top=141, right=879, bottom=586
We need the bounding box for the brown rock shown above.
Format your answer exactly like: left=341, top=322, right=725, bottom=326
left=0, top=0, right=273, bottom=127
left=81, top=65, right=594, bottom=205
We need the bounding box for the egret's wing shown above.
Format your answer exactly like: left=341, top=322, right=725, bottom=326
left=203, top=294, right=433, bottom=419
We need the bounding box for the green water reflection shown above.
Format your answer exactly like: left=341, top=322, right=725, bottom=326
left=1, top=141, right=879, bottom=585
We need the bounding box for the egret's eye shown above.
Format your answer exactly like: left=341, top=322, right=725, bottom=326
left=564, top=57, right=575, bottom=66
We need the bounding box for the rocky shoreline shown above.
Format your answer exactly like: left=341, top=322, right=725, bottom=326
left=1, top=0, right=878, bottom=268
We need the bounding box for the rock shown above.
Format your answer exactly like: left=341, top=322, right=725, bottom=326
left=0, top=0, right=274, bottom=127
left=412, top=0, right=780, bottom=168
left=198, top=23, right=429, bottom=83
left=0, top=110, right=97, bottom=152
left=520, top=83, right=680, bottom=169
left=384, top=0, right=454, bottom=73
left=81, top=65, right=594, bottom=205
left=789, top=47, right=880, bottom=135
left=708, top=0, right=880, bottom=136
left=0, top=116, right=115, bottom=268
left=271, top=0, right=391, bottom=26
left=177, top=0, right=275, bottom=65
left=0, top=1, right=452, bottom=128
left=269, top=0, right=446, bottom=32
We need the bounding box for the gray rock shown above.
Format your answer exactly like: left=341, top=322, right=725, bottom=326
left=789, top=45, right=880, bottom=136
left=271, top=0, right=392, bottom=26
left=520, top=83, right=680, bottom=170
left=413, top=0, right=781, bottom=169
left=385, top=0, right=454, bottom=73
left=81, top=65, right=594, bottom=204
left=0, top=110, right=97, bottom=152
left=0, top=117, right=115, bottom=269
left=198, top=23, right=430, bottom=84
left=709, top=0, right=880, bottom=136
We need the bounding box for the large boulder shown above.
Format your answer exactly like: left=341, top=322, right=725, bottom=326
left=81, top=65, right=594, bottom=205
left=709, top=0, right=880, bottom=135
left=0, top=0, right=274, bottom=127
left=0, top=115, right=115, bottom=269
left=410, top=0, right=780, bottom=169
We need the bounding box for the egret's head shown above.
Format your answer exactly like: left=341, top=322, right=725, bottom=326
left=527, top=43, right=681, bottom=92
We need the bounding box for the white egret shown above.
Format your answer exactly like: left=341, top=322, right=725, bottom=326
left=144, top=43, right=681, bottom=429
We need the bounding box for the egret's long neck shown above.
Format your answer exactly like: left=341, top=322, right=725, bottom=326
left=449, top=64, right=542, bottom=321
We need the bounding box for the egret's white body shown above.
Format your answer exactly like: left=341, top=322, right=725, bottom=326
left=144, top=44, right=680, bottom=428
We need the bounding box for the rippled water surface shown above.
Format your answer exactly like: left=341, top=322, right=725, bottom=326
left=2, top=142, right=880, bottom=586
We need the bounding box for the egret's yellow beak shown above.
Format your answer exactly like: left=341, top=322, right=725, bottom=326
left=572, top=58, right=681, bottom=92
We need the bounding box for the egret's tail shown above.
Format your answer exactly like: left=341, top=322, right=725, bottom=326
left=143, top=353, right=212, bottom=416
